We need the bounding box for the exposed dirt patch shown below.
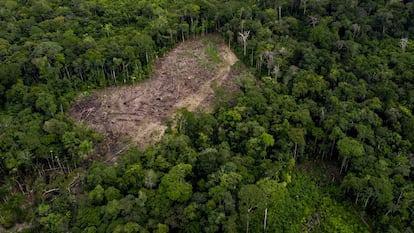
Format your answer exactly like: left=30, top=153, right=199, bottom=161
left=300, top=160, right=343, bottom=185
left=68, top=36, right=238, bottom=152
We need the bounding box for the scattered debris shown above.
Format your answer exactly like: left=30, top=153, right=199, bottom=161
left=68, top=36, right=238, bottom=151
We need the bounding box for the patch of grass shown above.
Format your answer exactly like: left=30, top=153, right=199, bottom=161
left=196, top=44, right=222, bottom=69
left=205, top=45, right=221, bottom=64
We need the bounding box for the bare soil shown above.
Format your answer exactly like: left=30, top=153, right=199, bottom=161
left=68, top=36, right=238, bottom=151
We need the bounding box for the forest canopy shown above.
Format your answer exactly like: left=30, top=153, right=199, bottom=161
left=0, top=0, right=414, bottom=232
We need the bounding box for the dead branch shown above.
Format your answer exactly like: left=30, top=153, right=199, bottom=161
left=42, top=188, right=60, bottom=197
left=67, top=173, right=81, bottom=193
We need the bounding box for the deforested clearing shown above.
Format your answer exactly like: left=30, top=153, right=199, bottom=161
left=68, top=36, right=238, bottom=150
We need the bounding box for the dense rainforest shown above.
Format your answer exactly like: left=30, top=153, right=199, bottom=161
left=1, top=0, right=414, bottom=232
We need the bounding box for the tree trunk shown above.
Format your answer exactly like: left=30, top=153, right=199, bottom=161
left=263, top=208, right=268, bottom=233
left=112, top=69, right=117, bottom=84
left=190, top=17, right=194, bottom=37
left=294, top=143, right=298, bottom=159
left=278, top=6, right=282, bottom=21
left=46, top=157, right=52, bottom=169
left=303, top=0, right=307, bottom=15
left=56, top=156, right=65, bottom=174
left=79, top=70, right=84, bottom=81
left=15, top=178, right=25, bottom=194
left=340, top=156, right=347, bottom=175
left=364, top=195, right=371, bottom=208
left=251, top=49, right=254, bottom=66
left=397, top=192, right=403, bottom=204
left=330, top=139, right=336, bottom=159
left=64, top=64, right=71, bottom=78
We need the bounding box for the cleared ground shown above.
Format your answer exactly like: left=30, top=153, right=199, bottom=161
left=68, top=36, right=238, bottom=152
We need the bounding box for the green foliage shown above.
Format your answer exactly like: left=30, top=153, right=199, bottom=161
left=0, top=194, right=25, bottom=228
left=1, top=0, right=413, bottom=232
left=105, top=187, right=122, bottom=202
left=314, top=197, right=370, bottom=233
left=154, top=223, right=169, bottom=233
left=88, top=185, right=105, bottom=205
left=261, top=132, right=274, bottom=147
left=337, top=137, right=365, bottom=159
left=159, top=163, right=193, bottom=202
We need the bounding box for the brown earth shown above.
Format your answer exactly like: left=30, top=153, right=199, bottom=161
left=68, top=36, right=238, bottom=153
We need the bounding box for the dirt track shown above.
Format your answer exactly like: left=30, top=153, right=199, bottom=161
left=68, top=36, right=238, bottom=151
